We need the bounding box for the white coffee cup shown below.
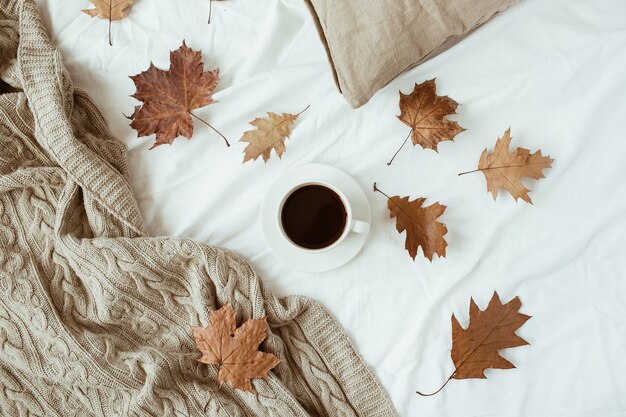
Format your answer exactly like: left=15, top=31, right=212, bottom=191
left=277, top=181, right=370, bottom=252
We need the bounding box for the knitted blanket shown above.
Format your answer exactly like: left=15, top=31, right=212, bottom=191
left=0, top=0, right=397, bottom=415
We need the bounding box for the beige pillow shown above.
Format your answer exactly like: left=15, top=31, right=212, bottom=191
left=305, top=0, right=517, bottom=108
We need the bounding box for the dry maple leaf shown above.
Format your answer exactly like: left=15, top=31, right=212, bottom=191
left=373, top=183, right=447, bottom=261
left=82, top=0, right=135, bottom=46
left=417, top=292, right=530, bottom=396
left=240, top=106, right=309, bottom=164
left=459, top=128, right=553, bottom=203
left=192, top=303, right=280, bottom=392
left=388, top=79, right=465, bottom=165
left=129, top=41, right=229, bottom=150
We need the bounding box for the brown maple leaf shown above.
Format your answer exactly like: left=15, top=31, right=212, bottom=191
left=373, top=183, right=447, bottom=261
left=239, top=106, right=309, bottom=164
left=417, top=292, right=530, bottom=396
left=192, top=303, right=280, bottom=392
left=82, top=0, right=135, bottom=46
left=459, top=128, right=553, bottom=203
left=388, top=79, right=465, bottom=165
left=129, top=41, right=229, bottom=150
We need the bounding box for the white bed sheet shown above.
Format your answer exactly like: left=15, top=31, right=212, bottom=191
left=33, top=0, right=626, bottom=415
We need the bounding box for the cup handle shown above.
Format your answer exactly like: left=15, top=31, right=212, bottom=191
left=350, top=219, right=370, bottom=235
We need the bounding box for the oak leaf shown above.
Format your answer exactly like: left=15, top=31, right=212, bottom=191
left=462, top=128, right=553, bottom=203
left=129, top=41, right=228, bottom=149
left=374, top=183, right=447, bottom=261
left=240, top=106, right=308, bottom=164
left=389, top=79, right=464, bottom=164
left=417, top=292, right=530, bottom=396
left=452, top=292, right=530, bottom=379
left=192, top=303, right=280, bottom=392
left=82, top=0, right=135, bottom=46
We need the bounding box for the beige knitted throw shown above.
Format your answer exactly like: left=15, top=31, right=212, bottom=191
left=0, top=1, right=397, bottom=415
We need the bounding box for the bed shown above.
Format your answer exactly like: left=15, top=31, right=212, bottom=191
left=33, top=0, right=626, bottom=415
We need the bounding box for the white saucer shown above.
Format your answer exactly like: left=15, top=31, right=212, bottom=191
left=260, top=164, right=371, bottom=273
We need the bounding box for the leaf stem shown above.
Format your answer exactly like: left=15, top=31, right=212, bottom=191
left=189, top=112, right=230, bottom=147
left=295, top=104, right=311, bottom=118
left=416, top=372, right=455, bottom=397
left=387, top=130, right=412, bottom=166
left=108, top=2, right=112, bottom=46
left=373, top=182, right=420, bottom=225
left=208, top=0, right=213, bottom=24
left=459, top=161, right=551, bottom=176
left=372, top=182, right=392, bottom=200
left=458, top=168, right=479, bottom=176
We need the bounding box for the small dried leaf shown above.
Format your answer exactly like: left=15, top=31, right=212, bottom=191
left=240, top=108, right=306, bottom=164
left=192, top=303, right=280, bottom=392
left=478, top=128, right=553, bottom=203
left=377, top=185, right=447, bottom=261
left=398, top=79, right=464, bottom=152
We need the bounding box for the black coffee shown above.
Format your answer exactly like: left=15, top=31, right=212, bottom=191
left=281, top=185, right=347, bottom=249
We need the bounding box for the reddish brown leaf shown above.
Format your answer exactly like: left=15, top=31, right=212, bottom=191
left=452, top=292, right=530, bottom=379
left=374, top=183, right=447, bottom=261
left=192, top=303, right=280, bottom=392
left=417, top=292, right=530, bottom=396
left=129, top=42, right=227, bottom=149
left=389, top=79, right=464, bottom=164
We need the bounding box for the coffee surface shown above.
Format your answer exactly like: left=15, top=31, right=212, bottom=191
left=281, top=185, right=347, bottom=249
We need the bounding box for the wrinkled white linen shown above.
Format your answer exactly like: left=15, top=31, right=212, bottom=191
left=35, top=0, right=626, bottom=415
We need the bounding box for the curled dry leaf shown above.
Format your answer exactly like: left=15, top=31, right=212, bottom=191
left=417, top=292, right=530, bottom=396
left=129, top=41, right=229, bottom=149
left=82, top=0, right=135, bottom=46
left=389, top=79, right=465, bottom=165
left=460, top=128, right=553, bottom=203
left=192, top=303, right=280, bottom=392
left=240, top=106, right=309, bottom=164
left=373, top=183, right=447, bottom=261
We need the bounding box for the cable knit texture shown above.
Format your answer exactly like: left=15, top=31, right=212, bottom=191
left=0, top=1, right=397, bottom=415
